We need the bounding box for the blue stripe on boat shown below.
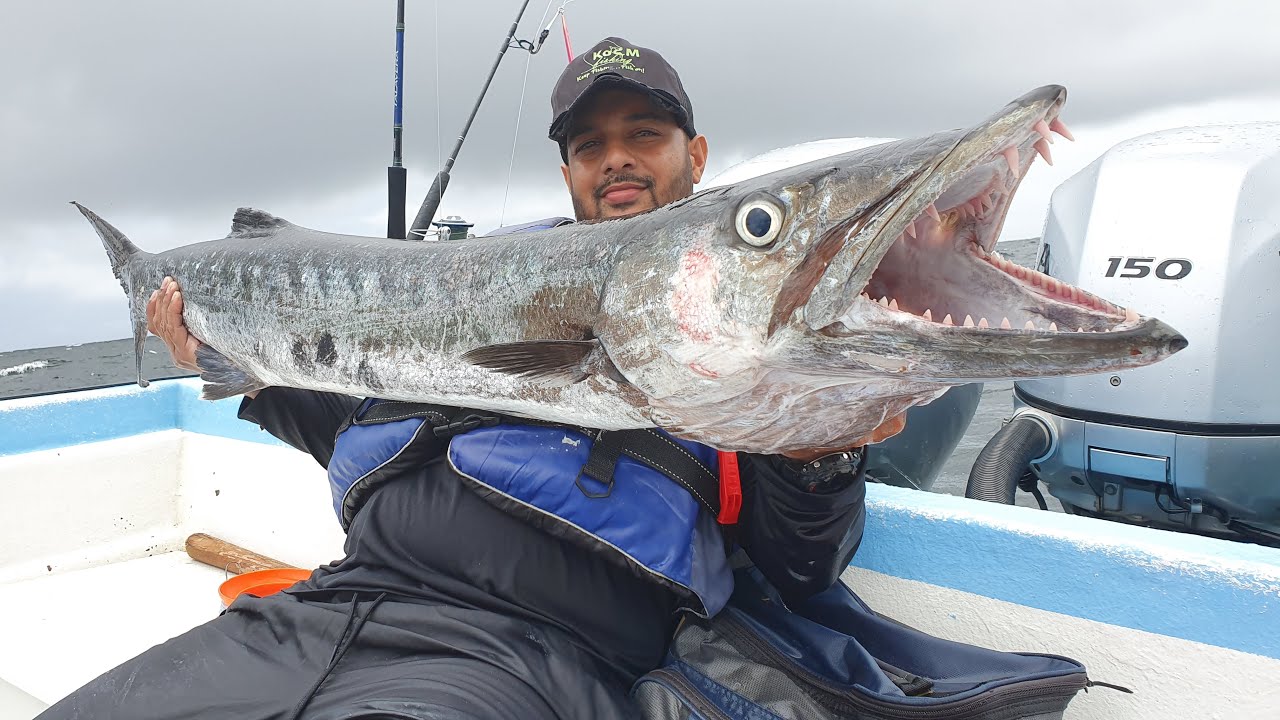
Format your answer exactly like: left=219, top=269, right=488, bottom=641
left=3, top=380, right=1278, bottom=659
left=0, top=380, right=282, bottom=455
left=854, top=484, right=1280, bottom=661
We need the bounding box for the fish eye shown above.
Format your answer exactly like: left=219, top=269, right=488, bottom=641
left=734, top=197, right=784, bottom=247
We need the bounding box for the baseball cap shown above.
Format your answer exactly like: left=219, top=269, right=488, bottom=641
left=548, top=37, right=696, bottom=145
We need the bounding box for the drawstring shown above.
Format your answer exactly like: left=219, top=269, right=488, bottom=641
left=286, top=592, right=388, bottom=720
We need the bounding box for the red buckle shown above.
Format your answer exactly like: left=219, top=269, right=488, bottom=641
left=716, top=450, right=742, bottom=525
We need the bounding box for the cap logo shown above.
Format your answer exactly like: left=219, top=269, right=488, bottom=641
left=576, top=43, right=644, bottom=82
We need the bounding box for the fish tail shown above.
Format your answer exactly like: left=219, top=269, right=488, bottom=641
left=72, top=202, right=153, bottom=388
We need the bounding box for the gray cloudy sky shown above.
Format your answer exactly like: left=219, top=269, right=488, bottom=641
left=2, top=0, right=1279, bottom=352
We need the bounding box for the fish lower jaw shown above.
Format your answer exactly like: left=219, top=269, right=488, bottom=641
left=980, top=247, right=1125, bottom=317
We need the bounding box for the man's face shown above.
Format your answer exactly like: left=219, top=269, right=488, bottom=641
left=560, top=88, right=709, bottom=221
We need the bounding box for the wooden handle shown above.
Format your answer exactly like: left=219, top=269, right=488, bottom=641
left=184, top=533, right=295, bottom=575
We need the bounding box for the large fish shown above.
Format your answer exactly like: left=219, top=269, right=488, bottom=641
left=77, top=85, right=1185, bottom=455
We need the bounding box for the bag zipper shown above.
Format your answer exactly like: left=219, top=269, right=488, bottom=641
left=716, top=611, right=1087, bottom=720
left=641, top=667, right=737, bottom=720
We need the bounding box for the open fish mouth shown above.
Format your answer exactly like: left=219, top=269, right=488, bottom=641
left=823, top=91, right=1137, bottom=338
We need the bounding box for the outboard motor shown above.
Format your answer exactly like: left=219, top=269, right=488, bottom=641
left=969, top=123, right=1280, bottom=545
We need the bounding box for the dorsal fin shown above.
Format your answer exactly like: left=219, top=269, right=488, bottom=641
left=230, top=208, right=289, bottom=238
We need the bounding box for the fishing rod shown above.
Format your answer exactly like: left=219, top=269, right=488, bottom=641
left=407, top=0, right=560, bottom=240
left=387, top=0, right=407, bottom=239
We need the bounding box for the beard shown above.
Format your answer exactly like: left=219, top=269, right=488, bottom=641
left=572, top=154, right=695, bottom=222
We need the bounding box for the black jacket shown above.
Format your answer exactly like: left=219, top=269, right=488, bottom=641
left=239, top=388, right=866, bottom=679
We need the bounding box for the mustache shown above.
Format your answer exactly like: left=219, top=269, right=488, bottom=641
left=595, top=174, right=654, bottom=199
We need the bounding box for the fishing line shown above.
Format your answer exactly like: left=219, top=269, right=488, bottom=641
left=499, top=52, right=536, bottom=228
left=434, top=0, right=442, bottom=177
left=499, top=0, right=561, bottom=227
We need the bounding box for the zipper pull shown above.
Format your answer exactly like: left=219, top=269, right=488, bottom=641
left=1085, top=678, right=1134, bottom=694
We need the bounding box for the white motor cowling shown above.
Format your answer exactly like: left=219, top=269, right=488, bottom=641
left=1012, top=123, right=1280, bottom=542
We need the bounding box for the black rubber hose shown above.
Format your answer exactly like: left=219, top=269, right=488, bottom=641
left=965, top=415, right=1052, bottom=504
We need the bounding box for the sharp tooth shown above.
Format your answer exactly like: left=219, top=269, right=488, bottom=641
left=1046, top=277, right=1059, bottom=293
left=1034, top=139, right=1054, bottom=166
left=1002, top=146, right=1020, bottom=174
left=963, top=315, right=975, bottom=328
left=1024, top=320, right=1036, bottom=331
left=878, top=296, right=890, bottom=307
left=889, top=298, right=899, bottom=311
left=905, top=220, right=917, bottom=239
left=1034, top=119, right=1053, bottom=144
left=978, top=317, right=989, bottom=329
left=1077, top=327, right=1085, bottom=333
left=925, top=203, right=941, bottom=222
left=1000, top=317, right=1012, bottom=330
left=923, top=309, right=932, bottom=321
left=1049, top=322, right=1059, bottom=332
left=942, top=314, right=954, bottom=326
left=1050, top=117, right=1075, bottom=141
left=1125, top=307, right=1139, bottom=323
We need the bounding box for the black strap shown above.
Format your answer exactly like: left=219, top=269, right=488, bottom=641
left=576, top=431, right=625, bottom=499
left=578, top=428, right=722, bottom=517
left=333, top=399, right=456, bottom=440
left=354, top=400, right=454, bottom=426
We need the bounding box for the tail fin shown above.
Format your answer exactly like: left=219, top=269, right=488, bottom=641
left=72, top=202, right=143, bottom=282
left=72, top=202, right=153, bottom=387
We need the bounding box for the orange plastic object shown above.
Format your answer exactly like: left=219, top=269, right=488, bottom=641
left=218, top=568, right=311, bottom=608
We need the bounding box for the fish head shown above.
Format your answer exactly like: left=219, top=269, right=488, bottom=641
left=601, top=85, right=1187, bottom=417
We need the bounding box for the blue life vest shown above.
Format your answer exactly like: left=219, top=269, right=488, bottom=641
left=327, top=399, right=734, bottom=617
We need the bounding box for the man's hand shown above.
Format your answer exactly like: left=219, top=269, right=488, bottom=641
left=781, top=412, right=907, bottom=464
left=146, top=276, right=202, bottom=372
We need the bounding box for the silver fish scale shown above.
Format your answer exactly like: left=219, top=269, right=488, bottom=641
left=132, top=223, right=655, bottom=430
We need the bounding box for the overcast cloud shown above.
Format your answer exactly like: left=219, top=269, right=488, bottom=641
left=2, top=0, right=1278, bottom=351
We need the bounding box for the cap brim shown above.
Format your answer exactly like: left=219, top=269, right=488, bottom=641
left=549, top=73, right=690, bottom=143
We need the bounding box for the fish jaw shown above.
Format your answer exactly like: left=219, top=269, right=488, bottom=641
left=770, top=313, right=1186, bottom=384
left=752, top=84, right=1189, bottom=383
left=795, top=85, right=1070, bottom=330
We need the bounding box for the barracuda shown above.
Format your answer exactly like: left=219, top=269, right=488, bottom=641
left=76, top=85, right=1186, bottom=455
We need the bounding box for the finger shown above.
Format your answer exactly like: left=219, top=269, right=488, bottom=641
left=170, top=291, right=194, bottom=366
left=146, top=290, right=160, bottom=334
left=167, top=288, right=184, bottom=332
left=155, top=282, right=175, bottom=337
left=183, top=335, right=203, bottom=371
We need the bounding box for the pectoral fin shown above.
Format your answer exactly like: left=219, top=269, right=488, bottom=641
left=196, top=345, right=268, bottom=400
left=462, top=339, right=621, bottom=386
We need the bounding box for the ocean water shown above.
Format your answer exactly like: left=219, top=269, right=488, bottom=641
left=0, top=240, right=1046, bottom=506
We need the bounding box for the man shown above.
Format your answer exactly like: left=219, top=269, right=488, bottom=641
left=40, top=37, right=895, bottom=719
